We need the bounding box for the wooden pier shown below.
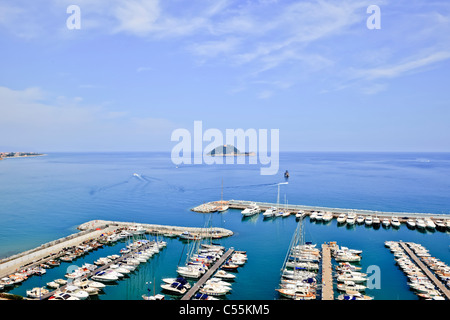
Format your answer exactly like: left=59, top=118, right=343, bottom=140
left=181, top=247, right=235, bottom=300
left=321, top=243, right=334, bottom=300
left=398, top=242, right=450, bottom=300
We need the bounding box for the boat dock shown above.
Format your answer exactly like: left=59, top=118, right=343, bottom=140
left=321, top=243, right=334, bottom=300
left=0, top=220, right=233, bottom=280
left=398, top=242, right=450, bottom=300
left=181, top=247, right=235, bottom=300
left=194, top=200, right=450, bottom=222
left=35, top=241, right=158, bottom=300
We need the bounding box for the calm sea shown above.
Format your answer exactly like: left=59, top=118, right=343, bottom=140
left=1, top=152, right=449, bottom=300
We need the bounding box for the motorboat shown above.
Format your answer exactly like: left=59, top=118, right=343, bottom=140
left=382, top=218, right=390, bottom=227
left=128, top=225, right=146, bottom=235
left=192, top=293, right=219, bottom=300
left=391, top=217, right=401, bottom=228
left=346, top=214, right=356, bottom=225
left=365, top=216, right=373, bottom=226
left=214, top=270, right=236, bottom=280
left=49, top=292, right=80, bottom=300
left=73, top=281, right=100, bottom=295
left=425, top=218, right=436, bottom=230
left=435, top=220, right=446, bottom=231
left=54, top=279, right=68, bottom=286
left=74, top=278, right=105, bottom=290
left=200, top=284, right=230, bottom=296
left=161, top=282, right=187, bottom=295
left=241, top=203, right=261, bottom=217
left=356, top=216, right=365, bottom=224
left=206, top=278, right=232, bottom=288
left=46, top=281, right=61, bottom=289
left=162, top=277, right=191, bottom=289
left=337, top=214, right=347, bottom=224
left=295, top=211, right=305, bottom=219
left=221, top=260, right=239, bottom=271
left=338, top=291, right=373, bottom=300
left=179, top=231, right=202, bottom=241
left=91, top=270, right=119, bottom=282
left=315, top=212, right=324, bottom=221
left=372, top=216, right=381, bottom=227
left=337, top=281, right=366, bottom=292
left=26, top=287, right=49, bottom=299
left=142, top=293, right=165, bottom=300
left=337, top=273, right=367, bottom=283
left=276, top=287, right=316, bottom=300
left=177, top=265, right=204, bottom=279
left=263, top=207, right=277, bottom=218
left=407, top=219, right=416, bottom=228
left=61, top=285, right=89, bottom=300
left=416, top=219, right=426, bottom=229
left=309, top=211, right=317, bottom=220
left=322, top=212, right=333, bottom=222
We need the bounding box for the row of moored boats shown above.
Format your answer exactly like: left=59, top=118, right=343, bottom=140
left=385, top=241, right=449, bottom=300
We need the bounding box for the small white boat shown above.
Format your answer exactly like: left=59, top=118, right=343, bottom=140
left=346, top=214, right=356, bottom=225
left=26, top=287, right=49, bottom=299
left=200, top=284, right=230, bottom=296
left=162, top=277, right=191, bottom=289
left=46, top=281, right=60, bottom=289
left=382, top=218, right=390, bottom=227
left=161, top=282, right=187, bottom=295
left=276, top=287, right=316, bottom=300
left=322, top=212, right=333, bottom=222
left=356, top=216, right=365, bottom=224
left=241, top=203, right=261, bottom=217
left=263, top=207, right=277, bottom=218
left=61, top=285, right=89, bottom=300
left=425, top=218, right=436, bottom=230
left=407, top=219, right=416, bottom=228
left=295, top=211, right=305, bottom=219
left=391, top=217, right=401, bottom=228
left=416, top=219, right=426, bottom=229
left=337, top=281, right=366, bottom=292
left=315, top=212, right=324, bottom=221
left=49, top=292, right=80, bottom=300
left=337, top=214, right=347, bottom=224
left=177, top=266, right=204, bottom=279
left=91, top=270, right=119, bottom=282
left=365, top=216, right=373, bottom=226
left=372, top=216, right=381, bottom=226
left=309, top=212, right=317, bottom=220
left=214, top=270, right=236, bottom=280
left=142, top=293, right=165, bottom=300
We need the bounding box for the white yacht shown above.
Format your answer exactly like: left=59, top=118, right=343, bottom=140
left=61, top=285, right=89, bottom=300
left=214, top=270, right=236, bottom=280
left=263, top=207, right=277, bottom=218
left=241, top=203, right=261, bottom=217
left=424, top=218, right=436, bottom=230
left=49, top=292, right=80, bottom=300
left=200, top=284, right=230, bottom=296
left=337, top=213, right=347, bottom=224
left=322, top=212, right=333, bottom=222
left=382, top=218, right=390, bottom=227
left=26, top=287, right=49, bottom=299
left=315, top=212, right=324, bottom=221
left=391, top=217, right=401, bottom=228
left=161, top=282, right=187, bottom=295
left=407, top=219, right=416, bottom=228
left=91, top=270, right=119, bottom=282
left=309, top=211, right=318, bottom=220
left=346, top=213, right=356, bottom=225
left=416, top=219, right=426, bottom=229
left=356, top=216, right=365, bottom=224
left=365, top=216, right=373, bottom=226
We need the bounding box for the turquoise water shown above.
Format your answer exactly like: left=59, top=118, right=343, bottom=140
left=1, top=152, right=449, bottom=300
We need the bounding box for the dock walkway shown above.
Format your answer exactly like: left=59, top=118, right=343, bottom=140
left=181, top=247, right=235, bottom=300
left=321, top=244, right=334, bottom=300
left=399, top=242, right=450, bottom=300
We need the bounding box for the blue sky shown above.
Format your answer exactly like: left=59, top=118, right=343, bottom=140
left=0, top=0, right=449, bottom=152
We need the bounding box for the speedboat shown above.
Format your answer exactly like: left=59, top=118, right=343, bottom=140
left=338, top=291, right=373, bottom=300
left=382, top=218, right=390, bottom=227
left=161, top=282, right=187, bottom=295
left=263, top=207, right=277, bottom=218
left=200, top=284, right=230, bottom=296
left=241, top=203, right=261, bottom=217
left=295, top=211, right=305, bottom=219
left=46, top=281, right=61, bottom=289
left=356, top=216, right=365, bottom=224
left=91, top=270, right=119, bottom=282
left=276, top=287, right=316, bottom=300
left=365, top=216, right=373, bottom=226
left=372, top=216, right=381, bottom=227
left=177, top=265, right=204, bottom=279
left=26, top=287, right=49, bottom=299
left=309, top=212, right=317, bottom=220
left=61, top=285, right=89, bottom=300
left=49, top=292, right=80, bottom=300
left=435, top=220, right=446, bottom=231
left=337, top=281, right=366, bottom=292
left=162, top=277, right=191, bottom=289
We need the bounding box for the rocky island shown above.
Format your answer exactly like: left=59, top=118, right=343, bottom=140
left=0, top=152, right=45, bottom=160
left=206, top=144, right=256, bottom=156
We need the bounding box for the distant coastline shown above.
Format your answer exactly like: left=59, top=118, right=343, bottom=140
left=0, top=152, right=45, bottom=160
